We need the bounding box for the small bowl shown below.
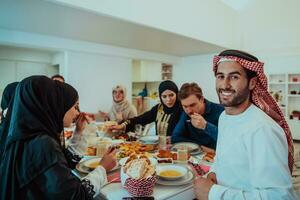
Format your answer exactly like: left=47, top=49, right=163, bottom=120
left=83, top=157, right=102, bottom=169
left=156, top=164, right=188, bottom=180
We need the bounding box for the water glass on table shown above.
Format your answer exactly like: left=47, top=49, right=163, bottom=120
left=177, top=144, right=188, bottom=163
left=96, top=140, right=112, bottom=157
left=158, top=135, right=171, bottom=150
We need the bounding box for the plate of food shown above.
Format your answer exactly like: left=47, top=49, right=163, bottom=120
left=154, top=149, right=177, bottom=164
left=171, top=142, right=201, bottom=154
left=76, top=157, right=119, bottom=174
left=116, top=142, right=156, bottom=159
left=156, top=164, right=188, bottom=181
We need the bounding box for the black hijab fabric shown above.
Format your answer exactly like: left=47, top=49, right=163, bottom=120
left=0, top=82, right=19, bottom=111
left=0, top=82, right=19, bottom=162
left=6, top=76, right=78, bottom=144
left=0, top=76, right=78, bottom=199
left=158, top=80, right=180, bottom=114
left=158, top=80, right=182, bottom=136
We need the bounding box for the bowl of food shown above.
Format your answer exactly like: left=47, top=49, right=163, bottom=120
left=156, top=164, right=188, bottom=181
left=83, top=157, right=102, bottom=169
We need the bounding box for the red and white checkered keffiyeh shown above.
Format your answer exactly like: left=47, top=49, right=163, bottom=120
left=213, top=55, right=294, bottom=174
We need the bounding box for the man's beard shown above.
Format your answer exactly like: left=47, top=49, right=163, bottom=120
left=217, top=86, right=250, bottom=107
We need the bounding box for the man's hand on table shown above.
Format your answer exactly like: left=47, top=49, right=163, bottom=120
left=193, top=176, right=215, bottom=200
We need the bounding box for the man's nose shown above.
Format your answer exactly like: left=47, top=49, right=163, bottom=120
left=223, top=78, right=232, bottom=89
left=186, top=107, right=192, bottom=113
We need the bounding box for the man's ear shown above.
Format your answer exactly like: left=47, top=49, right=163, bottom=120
left=249, top=77, right=257, bottom=90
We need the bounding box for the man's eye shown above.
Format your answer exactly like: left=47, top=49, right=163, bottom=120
left=230, top=75, right=239, bottom=80
left=216, top=75, right=224, bottom=79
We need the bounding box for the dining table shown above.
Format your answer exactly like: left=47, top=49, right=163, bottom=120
left=70, top=123, right=214, bottom=200
left=72, top=151, right=212, bottom=200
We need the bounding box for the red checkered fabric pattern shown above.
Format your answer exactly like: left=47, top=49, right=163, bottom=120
left=213, top=55, right=294, bottom=174
left=125, top=176, right=156, bottom=197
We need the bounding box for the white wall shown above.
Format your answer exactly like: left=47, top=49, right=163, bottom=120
left=0, top=46, right=58, bottom=104
left=260, top=54, right=300, bottom=75
left=0, top=29, right=181, bottom=113
left=67, top=51, right=132, bottom=113
left=173, top=54, right=219, bottom=103
left=238, top=0, right=300, bottom=54
left=0, top=46, right=53, bottom=63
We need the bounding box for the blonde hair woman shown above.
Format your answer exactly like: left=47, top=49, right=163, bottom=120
left=99, top=85, right=137, bottom=123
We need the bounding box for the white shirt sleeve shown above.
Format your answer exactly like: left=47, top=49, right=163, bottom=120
left=83, top=166, right=108, bottom=198
left=208, top=124, right=297, bottom=200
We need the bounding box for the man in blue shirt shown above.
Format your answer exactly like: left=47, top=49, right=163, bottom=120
left=171, top=82, right=224, bottom=149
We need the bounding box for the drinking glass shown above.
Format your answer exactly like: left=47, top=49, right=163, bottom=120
left=96, top=140, right=112, bottom=157
left=158, top=135, right=171, bottom=150
left=177, top=145, right=188, bottom=163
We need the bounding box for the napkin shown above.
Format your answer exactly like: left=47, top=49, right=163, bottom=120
left=107, top=171, right=121, bottom=183
left=189, top=162, right=210, bottom=176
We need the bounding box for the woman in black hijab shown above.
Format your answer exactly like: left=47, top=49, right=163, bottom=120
left=0, top=82, right=19, bottom=118
left=111, top=80, right=182, bottom=136
left=0, top=76, right=116, bottom=200
left=0, top=81, right=19, bottom=160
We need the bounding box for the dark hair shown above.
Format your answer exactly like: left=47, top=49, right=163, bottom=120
left=51, top=74, right=65, bottom=82
left=178, top=82, right=203, bottom=100
left=218, top=49, right=257, bottom=80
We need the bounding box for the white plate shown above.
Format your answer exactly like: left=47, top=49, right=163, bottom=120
left=156, top=164, right=188, bottom=180
left=83, top=157, right=102, bottom=169
left=172, top=142, right=200, bottom=153
left=139, top=136, right=159, bottom=144
left=119, top=156, right=158, bottom=166
left=76, top=157, right=119, bottom=174
left=156, top=169, right=195, bottom=186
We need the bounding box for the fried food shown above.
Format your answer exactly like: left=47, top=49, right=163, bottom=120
left=157, top=149, right=177, bottom=160
left=86, top=146, right=97, bottom=156
left=202, top=152, right=215, bottom=162
left=117, top=142, right=154, bottom=159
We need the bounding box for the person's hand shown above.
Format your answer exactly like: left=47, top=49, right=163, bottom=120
left=191, top=113, right=207, bottom=130
left=75, top=113, right=89, bottom=133
left=206, top=172, right=217, bottom=184
left=193, top=176, right=215, bottom=200
left=98, top=111, right=109, bottom=121
left=99, top=147, right=117, bottom=172
left=108, top=124, right=126, bottom=133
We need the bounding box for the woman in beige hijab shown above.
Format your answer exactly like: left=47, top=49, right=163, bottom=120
left=99, top=85, right=137, bottom=123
